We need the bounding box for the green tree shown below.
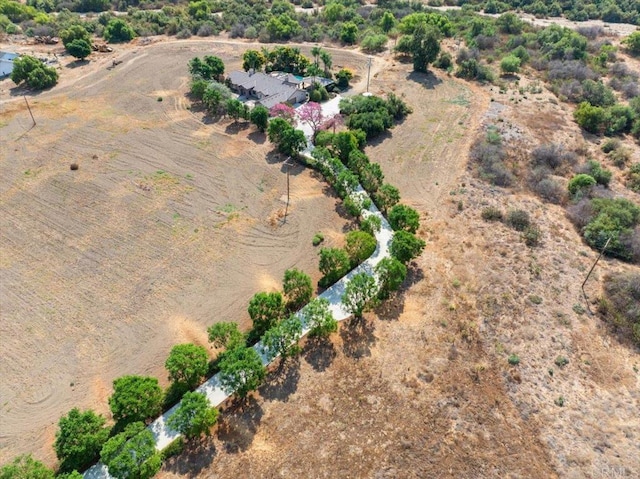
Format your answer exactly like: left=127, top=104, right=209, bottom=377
left=345, top=230, right=377, bottom=267
left=108, top=376, right=163, bottom=426
left=167, top=392, right=218, bottom=439
left=340, top=22, right=358, bottom=44
left=380, top=11, right=396, bottom=33
left=319, top=50, right=332, bottom=75
left=218, top=346, right=266, bottom=398
left=623, top=31, right=640, bottom=55
left=103, top=19, right=135, bottom=43
left=341, top=272, right=378, bottom=318
left=390, top=231, right=425, bottom=264
left=574, top=101, right=606, bottom=134
left=248, top=291, right=285, bottom=339
left=410, top=22, right=441, bottom=73
left=250, top=105, right=269, bottom=132
left=165, top=343, right=209, bottom=390
left=496, top=12, right=523, bottom=34
left=100, top=422, right=161, bottom=479
left=388, top=204, right=420, bottom=233
left=56, top=472, right=83, bottom=479
left=202, top=81, right=233, bottom=116
left=266, top=14, right=301, bottom=40
left=208, top=322, right=244, bottom=349
left=66, top=39, right=92, bottom=60
left=359, top=162, right=384, bottom=193
left=360, top=215, right=382, bottom=236
left=334, top=169, right=359, bottom=198
left=226, top=98, right=244, bottom=123
left=261, top=315, right=303, bottom=361
left=374, top=183, right=400, bottom=213
left=60, top=25, right=91, bottom=48
left=0, top=455, right=54, bottom=479
left=301, top=297, right=337, bottom=337
left=10, top=55, right=58, bottom=89
left=54, top=408, right=110, bottom=473
left=375, top=257, right=407, bottom=299
left=335, top=68, right=353, bottom=88
left=242, top=49, right=266, bottom=72
left=283, top=268, right=313, bottom=311
left=318, top=247, right=351, bottom=287
left=500, top=54, right=521, bottom=74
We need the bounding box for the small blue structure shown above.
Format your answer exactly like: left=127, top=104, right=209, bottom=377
left=1, top=51, right=18, bottom=78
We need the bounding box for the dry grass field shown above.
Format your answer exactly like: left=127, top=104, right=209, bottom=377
left=1, top=34, right=639, bottom=479
left=0, top=39, right=371, bottom=465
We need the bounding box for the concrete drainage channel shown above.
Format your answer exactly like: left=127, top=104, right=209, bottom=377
left=84, top=97, right=395, bottom=479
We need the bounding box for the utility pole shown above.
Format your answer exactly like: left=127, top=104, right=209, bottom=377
left=283, top=157, right=292, bottom=224
left=24, top=96, right=36, bottom=126
left=366, top=56, right=373, bottom=93
left=581, top=237, right=611, bottom=314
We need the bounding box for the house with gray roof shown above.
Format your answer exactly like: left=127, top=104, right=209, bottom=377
left=0, top=51, right=18, bottom=78
left=227, top=70, right=309, bottom=109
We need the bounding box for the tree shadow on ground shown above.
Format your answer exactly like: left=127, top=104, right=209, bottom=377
left=216, top=396, right=263, bottom=453
left=66, top=59, right=89, bottom=69
left=340, top=315, right=376, bottom=359
left=248, top=130, right=266, bottom=144
left=224, top=121, right=250, bottom=135
left=258, top=357, right=301, bottom=402
left=303, top=336, right=337, bottom=372
left=162, top=436, right=217, bottom=478
left=407, top=71, right=443, bottom=90
left=375, top=264, right=425, bottom=322
left=366, top=130, right=393, bottom=147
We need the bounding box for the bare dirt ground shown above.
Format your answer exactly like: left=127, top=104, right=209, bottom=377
left=0, top=39, right=374, bottom=465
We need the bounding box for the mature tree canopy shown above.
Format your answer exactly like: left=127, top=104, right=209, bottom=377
left=250, top=105, right=269, bottom=132
left=390, top=231, right=426, bottom=264
left=54, top=408, right=110, bottom=473
left=301, top=297, right=337, bottom=337
left=242, top=49, right=266, bottom=71
left=103, top=19, right=135, bottom=43
left=283, top=268, right=313, bottom=311
left=108, top=376, right=163, bottom=426
left=248, top=291, right=285, bottom=339
left=261, top=315, right=303, bottom=361
left=345, top=230, right=377, bottom=267
left=388, top=204, right=420, bottom=233
left=167, top=392, right=218, bottom=439
left=341, top=272, right=378, bottom=318
left=208, top=322, right=244, bottom=350
left=410, top=22, right=441, bottom=73
left=10, top=55, right=58, bottom=90
left=60, top=25, right=91, bottom=47
left=218, top=346, right=266, bottom=398
left=100, top=422, right=161, bottom=479
left=375, top=183, right=401, bottom=213
left=67, top=39, right=92, bottom=60
left=318, top=247, right=351, bottom=287
left=165, top=343, right=209, bottom=390
left=0, top=455, right=54, bottom=479
left=375, top=257, right=407, bottom=299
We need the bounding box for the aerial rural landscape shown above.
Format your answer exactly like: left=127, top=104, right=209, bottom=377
left=0, top=0, right=639, bottom=478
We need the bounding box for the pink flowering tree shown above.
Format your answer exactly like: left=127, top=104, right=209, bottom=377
left=297, top=102, right=325, bottom=139
left=320, top=113, right=344, bottom=134
left=269, top=103, right=295, bottom=122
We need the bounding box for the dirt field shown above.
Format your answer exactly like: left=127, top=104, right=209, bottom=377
left=0, top=39, right=374, bottom=465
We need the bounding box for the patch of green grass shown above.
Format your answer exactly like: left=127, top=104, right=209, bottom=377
left=448, top=94, right=471, bottom=107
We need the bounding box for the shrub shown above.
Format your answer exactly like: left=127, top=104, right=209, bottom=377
left=531, top=143, right=577, bottom=171
left=582, top=160, right=612, bottom=187
left=574, top=101, right=606, bottom=134
left=481, top=206, right=504, bottom=222
left=103, top=19, right=135, bottom=42
left=506, top=210, right=531, bottom=231
left=388, top=204, right=420, bottom=233
left=610, top=148, right=631, bottom=168
left=312, top=232, right=324, bottom=246
left=626, top=163, right=640, bottom=192
left=582, top=198, right=640, bottom=260
left=508, top=354, right=520, bottom=366
left=601, top=138, right=620, bottom=153
left=600, top=272, right=640, bottom=345
left=554, top=356, right=569, bottom=367
left=10, top=55, right=58, bottom=89
left=534, top=177, right=566, bottom=204
left=360, top=215, right=381, bottom=236
left=500, top=54, right=521, bottom=74
left=434, top=52, right=452, bottom=70
left=344, top=230, right=377, bottom=267
left=568, top=174, right=596, bottom=196
left=523, top=224, right=541, bottom=246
